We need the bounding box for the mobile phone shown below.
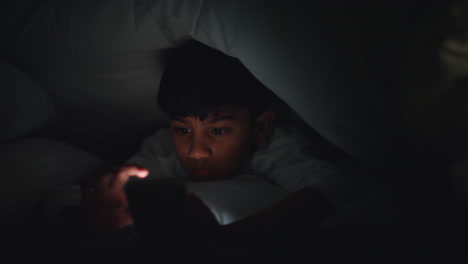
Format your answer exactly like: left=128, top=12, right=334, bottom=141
left=124, top=178, right=188, bottom=240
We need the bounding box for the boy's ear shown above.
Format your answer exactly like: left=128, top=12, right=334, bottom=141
left=254, top=111, right=275, bottom=146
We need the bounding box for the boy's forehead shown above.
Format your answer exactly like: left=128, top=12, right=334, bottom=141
left=173, top=108, right=250, bottom=123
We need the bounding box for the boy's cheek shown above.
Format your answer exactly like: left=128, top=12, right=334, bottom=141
left=173, top=142, right=188, bottom=158
left=174, top=140, right=251, bottom=180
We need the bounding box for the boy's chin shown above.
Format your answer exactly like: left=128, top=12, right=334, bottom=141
left=189, top=171, right=233, bottom=182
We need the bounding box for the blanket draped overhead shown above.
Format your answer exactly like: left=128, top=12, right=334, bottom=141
left=1, top=0, right=401, bottom=163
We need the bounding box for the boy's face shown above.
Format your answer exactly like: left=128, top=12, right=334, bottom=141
left=170, top=108, right=272, bottom=181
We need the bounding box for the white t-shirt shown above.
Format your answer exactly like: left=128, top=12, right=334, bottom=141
left=126, top=127, right=357, bottom=224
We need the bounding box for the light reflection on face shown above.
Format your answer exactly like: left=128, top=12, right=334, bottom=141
left=170, top=108, right=255, bottom=181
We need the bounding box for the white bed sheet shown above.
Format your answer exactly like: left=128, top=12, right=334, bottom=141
left=186, top=174, right=289, bottom=225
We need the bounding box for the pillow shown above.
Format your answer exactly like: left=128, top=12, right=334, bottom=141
left=0, top=59, right=55, bottom=141
left=0, top=136, right=110, bottom=225
left=185, top=174, right=289, bottom=225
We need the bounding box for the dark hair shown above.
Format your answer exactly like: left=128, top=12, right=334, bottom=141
left=157, top=40, right=276, bottom=121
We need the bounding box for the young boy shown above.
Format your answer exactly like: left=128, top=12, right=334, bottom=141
left=83, top=40, right=356, bottom=242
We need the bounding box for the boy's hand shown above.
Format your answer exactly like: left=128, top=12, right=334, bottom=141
left=83, top=165, right=149, bottom=232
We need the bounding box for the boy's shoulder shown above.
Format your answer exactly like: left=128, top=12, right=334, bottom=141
left=256, top=125, right=318, bottom=154
left=247, top=125, right=320, bottom=173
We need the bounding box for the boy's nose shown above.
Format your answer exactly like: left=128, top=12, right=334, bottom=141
left=188, top=140, right=211, bottom=160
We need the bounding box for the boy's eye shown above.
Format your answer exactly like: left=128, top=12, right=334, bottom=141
left=210, top=128, right=228, bottom=135
left=175, top=127, right=192, bottom=134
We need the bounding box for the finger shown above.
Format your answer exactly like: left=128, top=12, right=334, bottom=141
left=109, top=166, right=149, bottom=190
left=92, top=208, right=133, bottom=232
left=120, top=165, right=149, bottom=178
left=95, top=172, right=113, bottom=192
